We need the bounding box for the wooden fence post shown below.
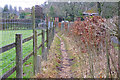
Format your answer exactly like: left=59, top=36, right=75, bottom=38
left=37, top=55, right=42, bottom=74
left=33, top=30, right=37, bottom=75
left=68, top=22, right=69, bottom=32
left=118, top=7, right=120, bottom=78
left=49, top=21, right=52, bottom=48
left=48, top=21, right=50, bottom=50
left=32, top=6, right=37, bottom=75
left=16, top=34, right=23, bottom=78
left=46, top=16, right=49, bottom=53
left=42, top=30, right=45, bottom=60
left=53, top=19, right=55, bottom=38
left=61, top=22, right=64, bottom=30
left=118, top=32, right=120, bottom=79
left=52, top=21, right=54, bottom=42
left=52, top=21, right=53, bottom=41
left=51, top=21, right=53, bottom=45
left=106, top=34, right=112, bottom=78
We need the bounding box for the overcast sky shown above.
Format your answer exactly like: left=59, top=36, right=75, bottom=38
left=0, top=0, right=47, bottom=10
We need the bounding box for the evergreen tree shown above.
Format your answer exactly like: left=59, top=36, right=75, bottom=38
left=14, top=6, right=17, bottom=15
left=97, top=2, right=101, bottom=15
left=9, top=5, right=13, bottom=13
left=49, top=6, right=55, bottom=17
left=3, top=5, right=9, bottom=12
left=2, top=4, right=9, bottom=19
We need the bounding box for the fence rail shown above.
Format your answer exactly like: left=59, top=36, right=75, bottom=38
left=0, top=6, right=56, bottom=79
left=1, top=22, right=55, bottom=79
left=0, top=32, right=42, bottom=53
left=0, top=19, right=33, bottom=30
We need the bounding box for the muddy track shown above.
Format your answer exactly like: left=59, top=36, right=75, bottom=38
left=56, top=33, right=72, bottom=78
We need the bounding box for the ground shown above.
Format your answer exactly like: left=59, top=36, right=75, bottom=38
left=33, top=28, right=118, bottom=78
left=34, top=29, right=82, bottom=78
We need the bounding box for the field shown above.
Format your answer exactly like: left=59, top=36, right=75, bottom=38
left=0, top=30, right=45, bottom=78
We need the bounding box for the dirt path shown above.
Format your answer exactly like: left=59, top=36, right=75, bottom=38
left=34, top=31, right=74, bottom=78
left=56, top=34, right=72, bottom=78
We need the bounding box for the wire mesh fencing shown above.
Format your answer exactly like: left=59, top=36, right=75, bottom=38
left=0, top=10, right=34, bottom=78
left=0, top=5, right=56, bottom=78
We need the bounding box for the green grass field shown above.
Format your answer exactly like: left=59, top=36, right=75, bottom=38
left=0, top=30, right=46, bottom=78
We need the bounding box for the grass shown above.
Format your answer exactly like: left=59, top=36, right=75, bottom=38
left=53, top=36, right=61, bottom=68
left=0, top=30, right=33, bottom=47
left=34, top=32, right=61, bottom=78
left=58, top=29, right=83, bottom=78
left=0, top=29, right=46, bottom=78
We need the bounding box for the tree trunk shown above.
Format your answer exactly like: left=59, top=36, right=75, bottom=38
left=118, top=3, right=120, bottom=78
left=97, top=2, right=101, bottom=16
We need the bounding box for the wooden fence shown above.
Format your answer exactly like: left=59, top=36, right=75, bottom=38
left=0, top=19, right=33, bottom=30
left=0, top=6, right=55, bottom=79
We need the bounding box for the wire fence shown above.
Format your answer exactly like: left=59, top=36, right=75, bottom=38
left=0, top=12, right=33, bottom=48
left=0, top=9, right=45, bottom=78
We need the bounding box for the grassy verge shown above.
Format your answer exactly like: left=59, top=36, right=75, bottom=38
left=58, top=29, right=83, bottom=78
left=34, top=32, right=62, bottom=78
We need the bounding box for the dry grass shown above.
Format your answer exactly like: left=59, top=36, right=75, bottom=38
left=33, top=27, right=118, bottom=78
left=33, top=34, right=62, bottom=78
left=62, top=29, right=118, bottom=78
